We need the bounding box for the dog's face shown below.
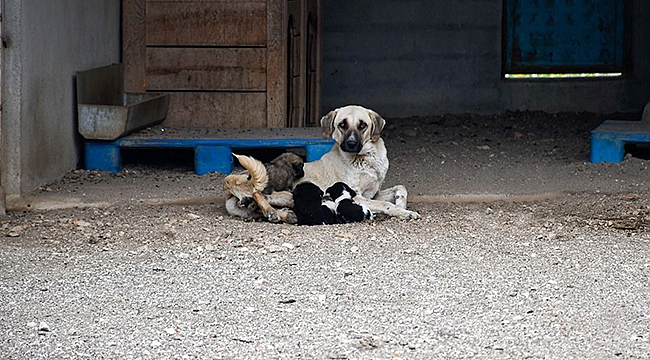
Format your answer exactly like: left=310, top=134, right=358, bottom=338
left=320, top=105, right=386, bottom=154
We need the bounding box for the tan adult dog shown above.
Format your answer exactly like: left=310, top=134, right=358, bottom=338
left=296, top=105, right=420, bottom=220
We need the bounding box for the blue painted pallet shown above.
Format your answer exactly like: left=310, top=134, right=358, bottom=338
left=591, top=120, right=650, bottom=163
left=84, top=126, right=335, bottom=174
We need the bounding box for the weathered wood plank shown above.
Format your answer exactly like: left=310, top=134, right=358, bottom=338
left=146, top=48, right=267, bottom=91
left=146, top=2, right=266, bottom=46
left=147, top=0, right=264, bottom=2
left=306, top=0, right=322, bottom=127
left=163, top=92, right=267, bottom=128
left=123, top=0, right=147, bottom=92
left=266, top=0, right=287, bottom=127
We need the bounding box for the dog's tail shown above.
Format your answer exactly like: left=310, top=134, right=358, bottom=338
left=233, top=154, right=268, bottom=193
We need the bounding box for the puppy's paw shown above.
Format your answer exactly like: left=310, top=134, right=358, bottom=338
left=277, top=209, right=298, bottom=224
left=264, top=208, right=282, bottom=223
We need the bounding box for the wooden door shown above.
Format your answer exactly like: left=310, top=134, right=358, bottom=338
left=123, top=0, right=320, bottom=129
left=287, top=0, right=320, bottom=127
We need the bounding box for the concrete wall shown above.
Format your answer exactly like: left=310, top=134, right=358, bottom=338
left=321, top=0, right=650, bottom=117
left=2, top=0, right=121, bottom=196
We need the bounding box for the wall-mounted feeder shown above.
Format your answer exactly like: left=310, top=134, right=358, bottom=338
left=76, top=63, right=169, bottom=140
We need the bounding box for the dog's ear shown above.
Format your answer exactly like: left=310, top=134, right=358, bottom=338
left=368, top=110, right=386, bottom=141
left=320, top=110, right=338, bottom=138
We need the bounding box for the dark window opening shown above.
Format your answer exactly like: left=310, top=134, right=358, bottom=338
left=503, top=0, right=628, bottom=78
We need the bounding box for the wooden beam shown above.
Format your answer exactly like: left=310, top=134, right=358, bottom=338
left=163, top=92, right=267, bottom=128
left=146, top=2, right=267, bottom=46
left=266, top=0, right=287, bottom=127
left=146, top=48, right=267, bottom=91
left=123, top=0, right=147, bottom=92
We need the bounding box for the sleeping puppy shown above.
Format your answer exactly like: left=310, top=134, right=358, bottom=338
left=325, top=182, right=373, bottom=223
left=223, top=153, right=300, bottom=223
left=292, top=182, right=337, bottom=226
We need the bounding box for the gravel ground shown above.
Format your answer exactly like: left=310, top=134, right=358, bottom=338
left=1, top=112, right=650, bottom=359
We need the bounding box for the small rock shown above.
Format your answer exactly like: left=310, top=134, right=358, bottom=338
left=281, top=243, right=295, bottom=250
left=187, top=213, right=201, bottom=220
left=485, top=207, right=494, bottom=215
left=7, top=225, right=26, bottom=237
left=38, top=321, right=50, bottom=332
left=151, top=340, right=162, bottom=347
left=350, top=246, right=359, bottom=253
left=440, top=326, right=455, bottom=337
left=477, top=145, right=491, bottom=150
left=205, top=244, right=216, bottom=251
left=266, top=245, right=284, bottom=253
left=27, top=321, right=37, bottom=328
left=164, top=327, right=177, bottom=335
left=623, top=194, right=637, bottom=201
left=253, top=278, right=268, bottom=285
left=74, top=220, right=91, bottom=228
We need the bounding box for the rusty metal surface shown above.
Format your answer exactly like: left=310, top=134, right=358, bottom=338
left=504, top=0, right=625, bottom=73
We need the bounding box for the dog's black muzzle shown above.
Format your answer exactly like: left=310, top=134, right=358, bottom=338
left=341, top=130, right=362, bottom=153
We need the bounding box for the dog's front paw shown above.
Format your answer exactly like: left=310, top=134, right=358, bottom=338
left=397, top=209, right=420, bottom=220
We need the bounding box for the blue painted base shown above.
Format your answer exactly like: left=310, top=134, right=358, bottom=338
left=590, top=120, right=650, bottom=163
left=84, top=133, right=335, bottom=175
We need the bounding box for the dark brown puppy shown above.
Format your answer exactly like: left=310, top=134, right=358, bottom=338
left=263, top=152, right=304, bottom=195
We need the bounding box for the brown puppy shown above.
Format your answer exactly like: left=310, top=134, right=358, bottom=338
left=263, top=152, right=304, bottom=194
left=223, top=153, right=302, bottom=223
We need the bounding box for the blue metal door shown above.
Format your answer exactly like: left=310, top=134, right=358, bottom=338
left=504, top=0, right=626, bottom=74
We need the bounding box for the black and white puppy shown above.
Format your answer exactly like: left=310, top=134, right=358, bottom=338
left=292, top=182, right=337, bottom=226
left=325, top=182, right=374, bottom=223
